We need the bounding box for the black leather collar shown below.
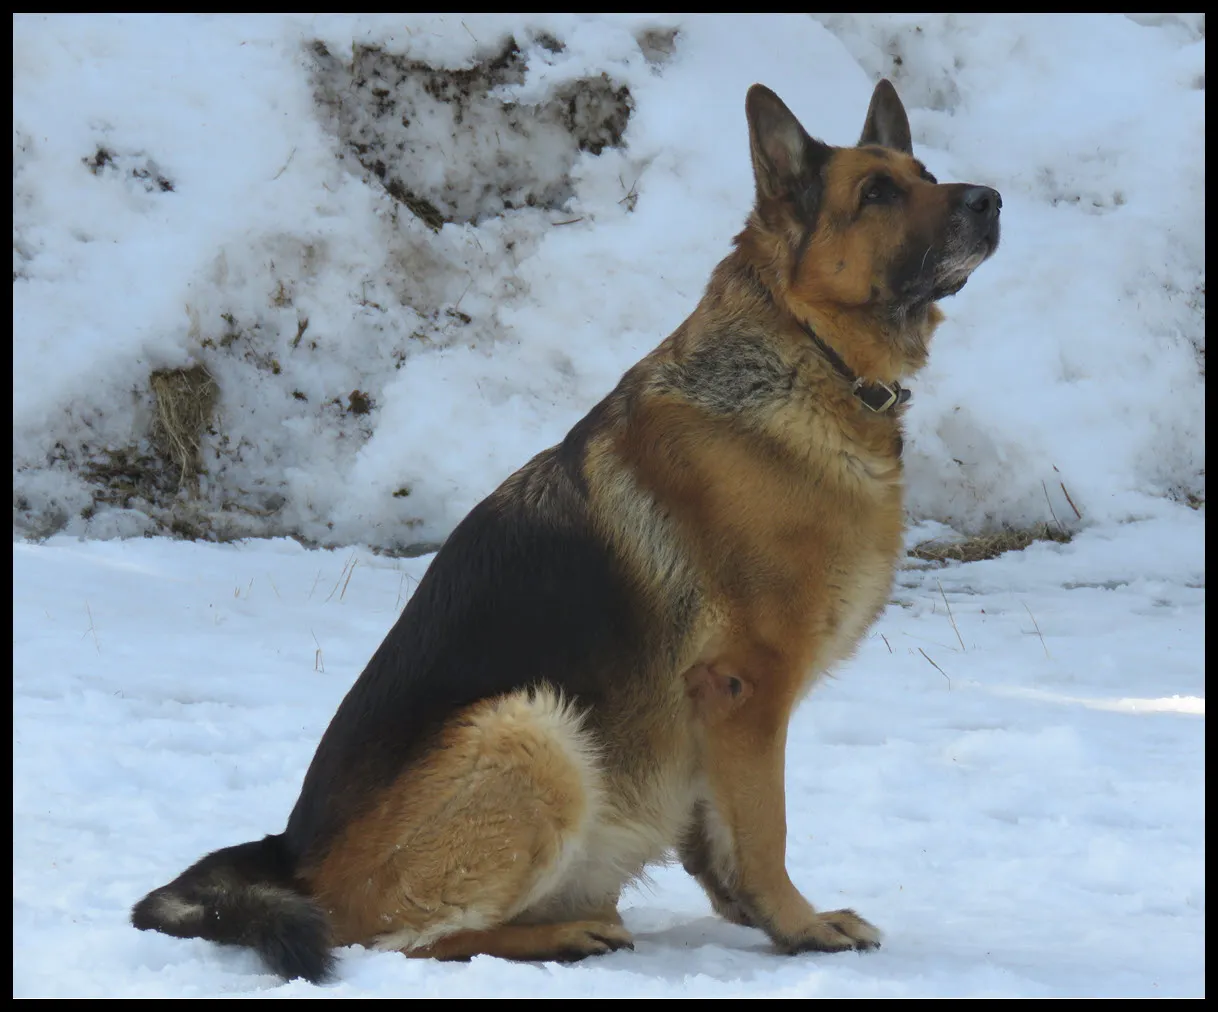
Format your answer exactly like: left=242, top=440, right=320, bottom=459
left=796, top=320, right=910, bottom=414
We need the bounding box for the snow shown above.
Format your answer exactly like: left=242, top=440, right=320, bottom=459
left=12, top=12, right=1204, bottom=999
left=13, top=518, right=1204, bottom=997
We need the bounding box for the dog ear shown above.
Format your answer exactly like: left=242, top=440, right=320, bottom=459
left=745, top=85, right=831, bottom=208
left=858, top=79, right=913, bottom=154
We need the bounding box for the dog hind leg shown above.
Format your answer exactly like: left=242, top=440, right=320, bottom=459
left=306, top=686, right=628, bottom=960
left=406, top=919, right=634, bottom=962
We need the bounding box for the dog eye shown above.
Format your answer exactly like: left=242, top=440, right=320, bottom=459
left=861, top=178, right=898, bottom=206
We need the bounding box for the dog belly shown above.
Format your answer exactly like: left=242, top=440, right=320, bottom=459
left=519, top=724, right=702, bottom=923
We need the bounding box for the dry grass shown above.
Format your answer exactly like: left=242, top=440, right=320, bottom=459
left=908, top=522, right=1072, bottom=566
left=1023, top=601, right=1050, bottom=659
left=149, top=364, right=218, bottom=490
left=918, top=647, right=951, bottom=689
left=937, top=579, right=966, bottom=652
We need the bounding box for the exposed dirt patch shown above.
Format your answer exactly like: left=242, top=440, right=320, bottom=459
left=82, top=145, right=175, bottom=193
left=310, top=34, right=633, bottom=229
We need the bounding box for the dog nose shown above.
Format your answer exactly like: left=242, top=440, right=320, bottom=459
left=962, top=186, right=1001, bottom=219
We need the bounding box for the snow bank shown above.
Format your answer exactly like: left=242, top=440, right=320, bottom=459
left=13, top=15, right=1205, bottom=550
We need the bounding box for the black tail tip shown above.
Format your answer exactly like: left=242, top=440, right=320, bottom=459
left=258, top=902, right=338, bottom=984
left=129, top=884, right=336, bottom=984
left=130, top=887, right=206, bottom=937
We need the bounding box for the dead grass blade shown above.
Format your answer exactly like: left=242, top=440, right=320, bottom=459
left=1023, top=600, right=1050, bottom=659
left=937, top=579, right=966, bottom=652
left=918, top=647, right=951, bottom=689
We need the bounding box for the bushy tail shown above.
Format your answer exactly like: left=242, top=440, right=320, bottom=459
left=131, top=834, right=335, bottom=983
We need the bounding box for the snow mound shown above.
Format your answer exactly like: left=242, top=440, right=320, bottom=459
left=13, top=15, right=1204, bottom=551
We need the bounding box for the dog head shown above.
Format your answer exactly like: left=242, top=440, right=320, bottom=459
left=742, top=79, right=1000, bottom=372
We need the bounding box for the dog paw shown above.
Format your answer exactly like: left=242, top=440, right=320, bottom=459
left=777, top=908, right=882, bottom=954
left=543, top=920, right=636, bottom=961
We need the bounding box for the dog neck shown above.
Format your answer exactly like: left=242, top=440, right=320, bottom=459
left=729, top=230, right=943, bottom=386
left=792, top=317, right=911, bottom=414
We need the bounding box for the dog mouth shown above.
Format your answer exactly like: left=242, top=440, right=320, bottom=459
left=932, top=275, right=970, bottom=300
left=929, top=228, right=1000, bottom=300
left=890, top=218, right=1000, bottom=311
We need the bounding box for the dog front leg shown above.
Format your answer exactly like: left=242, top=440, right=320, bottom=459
left=678, top=799, right=756, bottom=926
left=697, top=675, right=881, bottom=953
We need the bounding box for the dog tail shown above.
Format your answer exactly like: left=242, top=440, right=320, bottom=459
left=131, top=834, right=335, bottom=983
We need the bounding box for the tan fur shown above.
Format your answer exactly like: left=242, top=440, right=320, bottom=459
left=305, top=688, right=603, bottom=950
left=408, top=919, right=634, bottom=962
left=305, top=683, right=701, bottom=959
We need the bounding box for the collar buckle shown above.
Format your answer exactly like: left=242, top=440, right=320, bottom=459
left=852, top=378, right=908, bottom=413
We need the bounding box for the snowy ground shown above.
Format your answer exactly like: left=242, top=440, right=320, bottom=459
left=12, top=12, right=1205, bottom=999
left=13, top=516, right=1203, bottom=997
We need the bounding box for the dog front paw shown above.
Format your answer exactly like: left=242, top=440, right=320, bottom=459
left=775, top=908, right=882, bottom=953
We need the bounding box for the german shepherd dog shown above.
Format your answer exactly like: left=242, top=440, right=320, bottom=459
left=133, top=79, right=999, bottom=982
